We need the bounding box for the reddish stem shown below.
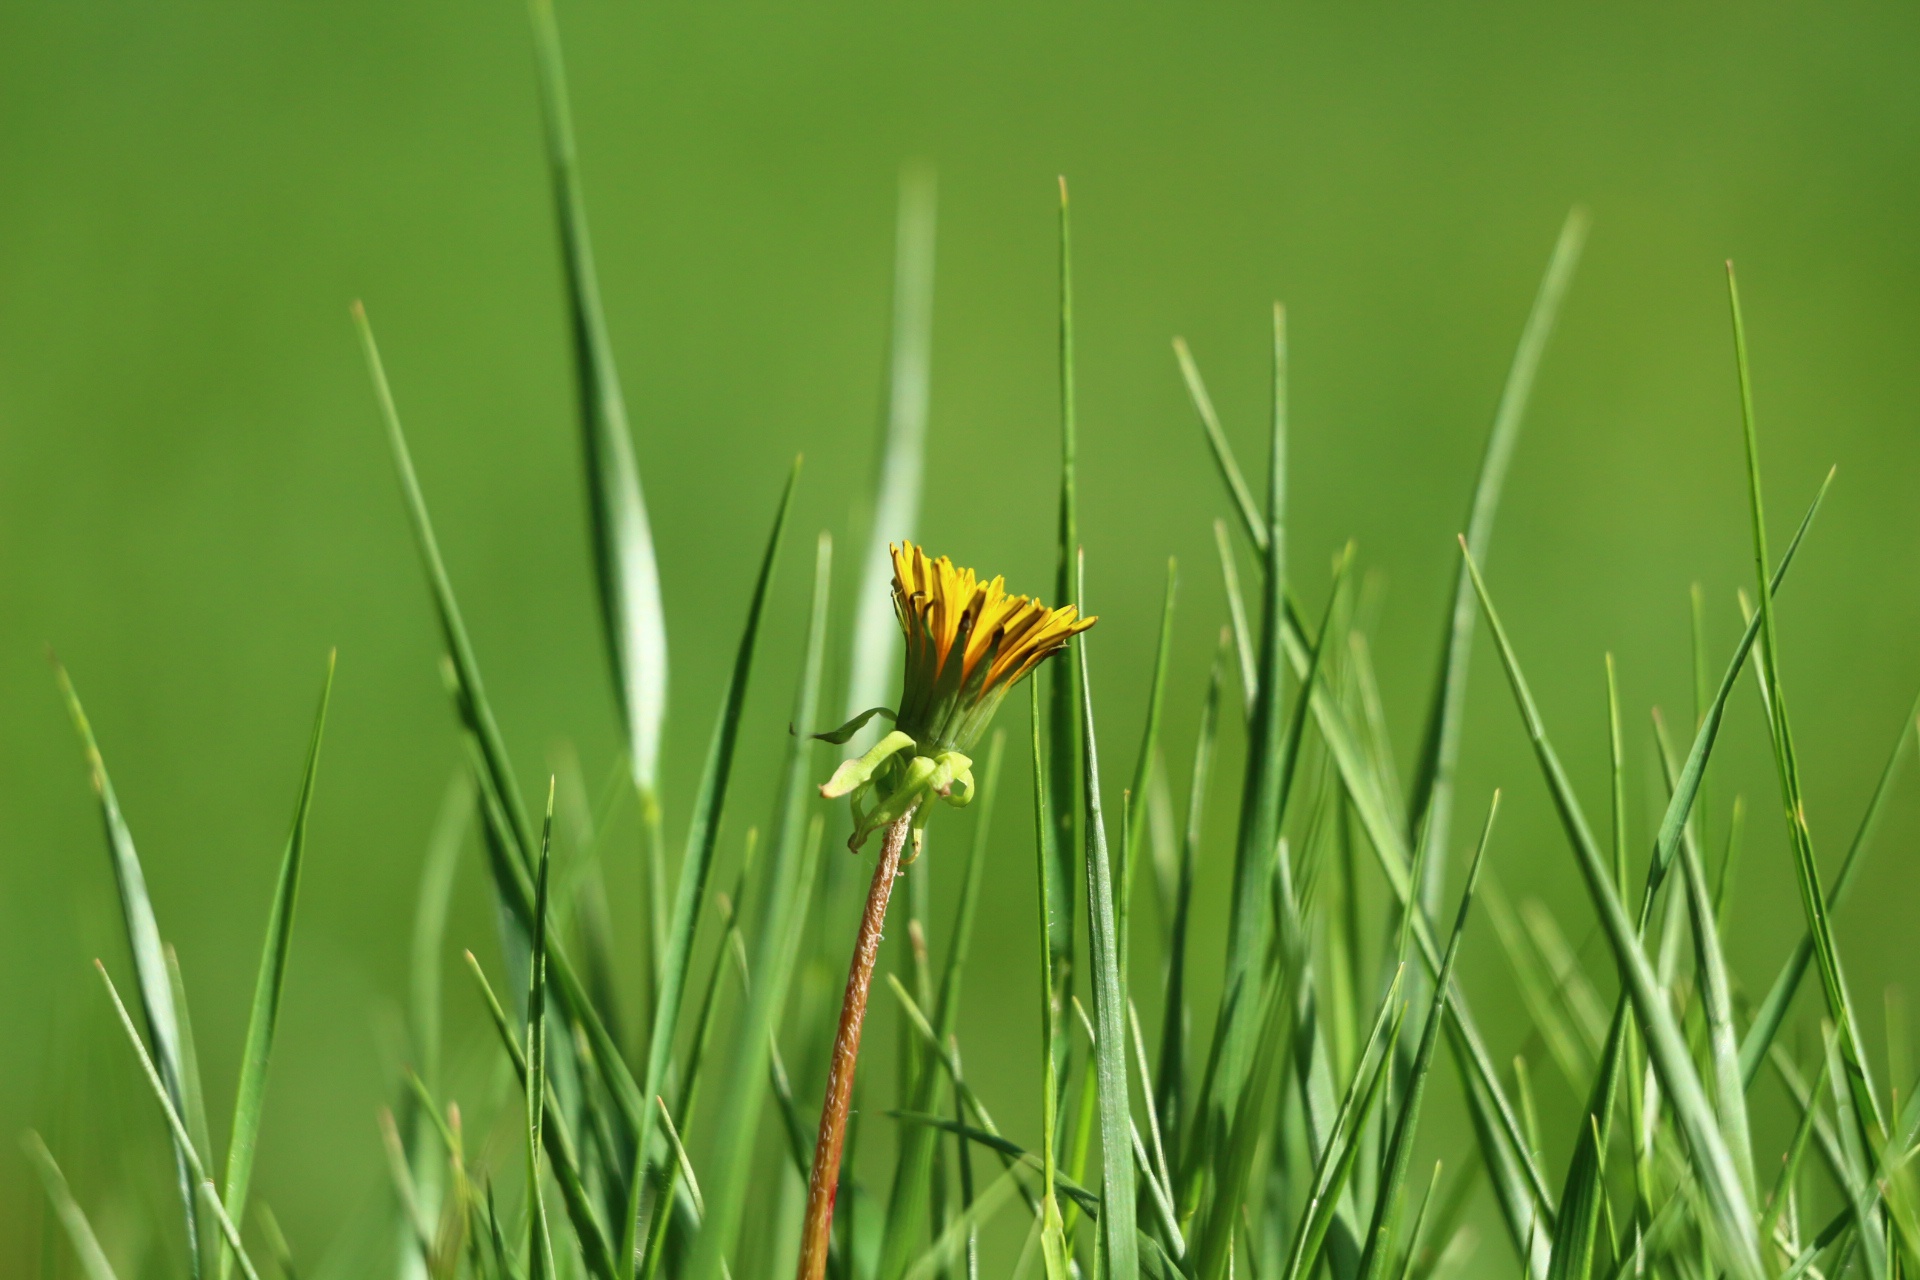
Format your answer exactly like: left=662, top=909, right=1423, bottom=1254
left=796, top=811, right=914, bottom=1280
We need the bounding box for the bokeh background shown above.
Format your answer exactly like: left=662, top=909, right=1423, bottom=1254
left=4, top=1, right=1919, bottom=1272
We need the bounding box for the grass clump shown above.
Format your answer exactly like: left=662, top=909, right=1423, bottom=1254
left=28, top=7, right=1920, bottom=1280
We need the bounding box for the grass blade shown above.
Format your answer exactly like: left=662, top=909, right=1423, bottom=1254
left=525, top=788, right=556, bottom=1280
left=1213, top=521, right=1258, bottom=716
left=220, top=653, right=335, bottom=1277
left=845, top=167, right=937, bottom=734
left=1029, top=678, right=1071, bottom=1280
left=690, top=531, right=835, bottom=1280
left=1045, top=176, right=1082, bottom=1062
left=24, top=1132, right=120, bottom=1280
left=1406, top=209, right=1587, bottom=911
left=527, top=0, right=668, bottom=794
left=1122, top=559, right=1179, bottom=976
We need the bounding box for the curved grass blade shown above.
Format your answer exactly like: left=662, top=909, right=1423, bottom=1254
left=1357, top=795, right=1496, bottom=1280
left=56, top=663, right=202, bottom=1271
left=526, top=0, right=668, bottom=795
left=845, top=167, right=937, bottom=735
left=1406, top=209, right=1587, bottom=911
left=690, top=532, right=835, bottom=1280
left=24, top=1132, right=120, bottom=1280
left=220, top=653, right=335, bottom=1279
left=1459, top=541, right=1762, bottom=1279
left=1172, top=338, right=1263, bottom=547
left=628, top=457, right=801, bottom=1247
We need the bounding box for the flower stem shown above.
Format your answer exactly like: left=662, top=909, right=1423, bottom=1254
left=796, top=810, right=915, bottom=1280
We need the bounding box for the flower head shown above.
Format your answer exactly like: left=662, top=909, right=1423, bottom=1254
left=818, top=542, right=1096, bottom=851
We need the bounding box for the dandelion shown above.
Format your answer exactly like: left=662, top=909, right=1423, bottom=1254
left=797, top=542, right=1094, bottom=1280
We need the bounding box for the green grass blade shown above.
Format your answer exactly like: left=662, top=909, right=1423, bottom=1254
left=629, top=457, right=800, bottom=1240
left=1740, top=691, right=1919, bottom=1086
left=1459, top=541, right=1762, bottom=1279
left=525, top=788, right=556, bottom=1280
left=1406, top=208, right=1587, bottom=913
left=526, top=0, right=668, bottom=794
left=56, top=663, right=203, bottom=1270
left=902, top=1171, right=1025, bottom=1280
left=691, top=531, right=835, bottom=1280
left=1076, top=576, right=1140, bottom=1280
left=1173, top=338, right=1264, bottom=548
left=845, top=167, right=936, bottom=732
left=1358, top=795, right=1496, bottom=1280
left=164, top=947, right=218, bottom=1280
left=1761, top=1026, right=1836, bottom=1252
left=1122, top=559, right=1178, bottom=974
left=220, top=654, right=335, bottom=1277
left=412, top=773, right=470, bottom=1089
left=1726, top=262, right=1886, bottom=1153
left=1045, top=176, right=1082, bottom=1066
left=24, top=1132, right=121, bottom=1280
left=1213, top=521, right=1258, bottom=716
left=1027, top=678, right=1070, bottom=1280
left=94, top=962, right=264, bottom=1280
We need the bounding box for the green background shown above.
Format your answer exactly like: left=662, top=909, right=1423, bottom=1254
left=4, top=1, right=1918, bottom=1271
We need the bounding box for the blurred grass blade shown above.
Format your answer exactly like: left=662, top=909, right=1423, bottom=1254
left=95, top=962, right=265, bottom=1280
left=902, top=1170, right=1024, bottom=1280
left=1173, top=338, right=1263, bottom=546
left=56, top=663, right=203, bottom=1269
left=1761, top=1026, right=1837, bottom=1250
left=1213, top=520, right=1257, bottom=715
left=412, top=772, right=473, bottom=1088
left=525, top=788, right=556, bottom=1280
left=630, top=457, right=800, bottom=1242
left=691, top=531, right=834, bottom=1280
left=24, top=1132, right=120, bottom=1280
left=164, top=947, right=216, bottom=1280
left=845, top=167, right=937, bottom=733
left=527, top=0, right=668, bottom=794
left=1406, top=209, right=1586, bottom=911
left=1459, top=540, right=1762, bottom=1279
left=1358, top=795, right=1496, bottom=1280
left=1122, top=559, right=1178, bottom=971
left=220, top=653, right=335, bottom=1279
left=1076, top=566, right=1140, bottom=1280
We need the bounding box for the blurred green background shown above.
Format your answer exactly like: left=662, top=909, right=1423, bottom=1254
left=4, top=0, right=1919, bottom=1271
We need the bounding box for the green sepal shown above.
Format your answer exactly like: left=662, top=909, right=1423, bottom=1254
left=813, top=706, right=897, bottom=745
left=821, top=730, right=916, bottom=799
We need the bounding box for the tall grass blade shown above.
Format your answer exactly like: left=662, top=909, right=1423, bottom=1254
left=1122, top=560, right=1179, bottom=971
left=525, top=789, right=556, bottom=1280
left=164, top=948, right=217, bottom=1280
left=1173, top=339, right=1263, bottom=546
left=691, top=531, right=834, bottom=1280
left=1213, top=521, right=1257, bottom=715
left=1045, top=176, right=1082, bottom=1051
left=1407, top=208, right=1586, bottom=912
left=219, top=653, right=335, bottom=1279
left=1029, top=679, right=1071, bottom=1280
left=24, top=1132, right=120, bottom=1280
left=527, top=0, right=668, bottom=794
left=845, top=167, right=937, bottom=735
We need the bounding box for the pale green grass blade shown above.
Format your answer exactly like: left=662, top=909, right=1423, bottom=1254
left=56, top=663, right=203, bottom=1270
left=1726, top=263, right=1886, bottom=1152
left=95, top=962, right=265, bottom=1280
left=1121, top=559, right=1178, bottom=974
left=1044, top=176, right=1082, bottom=1057
left=1358, top=796, right=1495, bottom=1280
left=1820, top=1026, right=1892, bottom=1280
left=1483, top=881, right=1590, bottom=1092
left=1213, top=520, right=1258, bottom=716
left=524, top=790, right=556, bottom=1280
left=629, top=457, right=801, bottom=1240
left=1076, top=579, right=1140, bottom=1280
left=221, top=654, right=336, bottom=1276
left=1740, top=691, right=1918, bottom=1086
left=1172, top=338, right=1263, bottom=545
left=901, top=1170, right=1024, bottom=1280
left=691, top=531, right=835, bottom=1280
left=1407, top=208, right=1587, bottom=912
left=845, top=167, right=936, bottom=732
left=165, top=946, right=218, bottom=1280
left=526, top=0, right=667, bottom=794
left=412, top=773, right=470, bottom=1089
left=1459, top=541, right=1762, bottom=1279
left=1392, top=1161, right=1446, bottom=1280
left=1761, top=1026, right=1836, bottom=1251
left=654, top=1098, right=704, bottom=1221
left=24, top=1132, right=120, bottom=1280
left=1542, top=1003, right=1629, bottom=1280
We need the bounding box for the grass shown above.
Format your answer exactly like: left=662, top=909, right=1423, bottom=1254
left=26, top=5, right=1920, bottom=1280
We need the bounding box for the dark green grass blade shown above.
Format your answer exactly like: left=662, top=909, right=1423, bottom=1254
left=1045, top=177, right=1082, bottom=1061
left=1028, top=678, right=1071, bottom=1280
left=526, top=0, right=668, bottom=795
left=56, top=663, right=202, bottom=1270
left=629, top=458, right=800, bottom=1245
left=690, top=531, right=834, bottom=1280
left=1077, top=582, right=1140, bottom=1280
left=1357, top=796, right=1495, bottom=1280
left=95, top=962, right=264, bottom=1280
left=878, top=730, right=1006, bottom=1280
left=844, top=167, right=936, bottom=730
left=525, top=790, right=556, bottom=1280
left=220, top=653, right=335, bottom=1276
left=1121, top=559, right=1178, bottom=975
left=1406, top=210, right=1587, bottom=912
left=24, top=1132, right=120, bottom=1280
left=1726, top=263, right=1886, bottom=1151
left=1740, top=692, right=1919, bottom=1086
left=1459, top=542, right=1762, bottom=1279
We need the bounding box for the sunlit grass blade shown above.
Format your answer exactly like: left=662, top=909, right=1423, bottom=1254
left=1406, top=208, right=1587, bottom=910
left=24, top=1132, right=120, bottom=1280
left=1076, top=561, right=1140, bottom=1280
left=1726, top=263, right=1886, bottom=1153
left=219, top=653, right=335, bottom=1279
left=56, top=662, right=203, bottom=1269
left=1459, top=540, right=1762, bottom=1279
left=692, top=531, right=835, bottom=1280
left=845, top=166, right=936, bottom=735
left=1358, top=795, right=1495, bottom=1280
left=95, top=961, right=265, bottom=1280
left=526, top=0, right=668, bottom=796
left=628, top=456, right=801, bottom=1244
